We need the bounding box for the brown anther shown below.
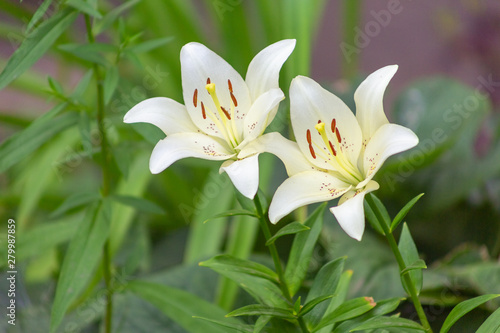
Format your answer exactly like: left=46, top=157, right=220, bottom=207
left=228, top=79, right=233, bottom=92
left=331, top=118, right=336, bottom=133
left=335, top=128, right=342, bottom=143
left=230, top=92, right=238, bottom=107
left=309, top=144, right=316, bottom=159
left=329, top=141, right=337, bottom=156
left=318, top=120, right=322, bottom=124
left=206, top=77, right=211, bottom=84
left=221, top=106, right=231, bottom=119
left=193, top=89, right=198, bottom=107
left=306, top=129, right=312, bottom=144
left=201, top=101, right=206, bottom=119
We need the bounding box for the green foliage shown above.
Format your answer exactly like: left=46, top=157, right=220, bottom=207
left=284, top=203, right=326, bottom=297
left=2, top=1, right=500, bottom=332
left=50, top=200, right=111, bottom=333
left=127, top=280, right=242, bottom=333
left=0, top=8, right=78, bottom=90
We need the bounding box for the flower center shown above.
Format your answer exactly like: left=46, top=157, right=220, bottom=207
left=192, top=78, right=242, bottom=148
left=308, top=119, right=363, bottom=184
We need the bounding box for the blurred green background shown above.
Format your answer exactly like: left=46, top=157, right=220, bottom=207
left=0, top=0, right=499, bottom=332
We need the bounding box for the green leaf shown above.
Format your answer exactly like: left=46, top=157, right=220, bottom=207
left=254, top=316, right=271, bottom=333
left=315, top=270, right=353, bottom=333
left=200, top=254, right=279, bottom=283
left=127, top=36, right=174, bottom=53
left=15, top=215, right=80, bottom=263
left=265, top=221, right=310, bottom=245
left=476, top=306, right=500, bottom=333
left=401, top=259, right=427, bottom=275
left=193, top=317, right=253, bottom=333
left=398, top=223, right=423, bottom=295
left=312, top=297, right=377, bottom=332
left=440, top=294, right=500, bottom=333
left=226, top=304, right=295, bottom=319
left=50, top=201, right=111, bottom=333
left=127, top=280, right=242, bottom=333
left=204, top=209, right=257, bottom=224
left=103, top=65, right=119, bottom=105
left=390, top=193, right=424, bottom=232
left=364, top=199, right=385, bottom=235
left=368, top=194, right=391, bottom=231
left=70, top=68, right=94, bottom=100
left=58, top=43, right=116, bottom=65
left=0, top=105, right=77, bottom=173
left=202, top=262, right=287, bottom=308
left=50, top=191, right=100, bottom=218
left=0, top=8, right=78, bottom=90
left=284, top=203, right=326, bottom=297
left=94, top=0, right=140, bottom=35
left=65, top=0, right=102, bottom=18
left=303, top=257, right=345, bottom=328
left=110, top=194, right=165, bottom=214
left=350, top=316, right=426, bottom=331
left=183, top=170, right=235, bottom=263
left=300, top=295, right=335, bottom=317
left=26, top=0, right=54, bottom=33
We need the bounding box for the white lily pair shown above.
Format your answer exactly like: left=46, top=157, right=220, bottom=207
left=124, top=40, right=418, bottom=241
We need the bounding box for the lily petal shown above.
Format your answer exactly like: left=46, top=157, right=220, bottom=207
left=181, top=42, right=251, bottom=139
left=354, top=65, right=397, bottom=142
left=290, top=76, right=362, bottom=169
left=360, top=123, right=419, bottom=186
left=150, top=133, right=234, bottom=174
left=330, top=180, right=379, bottom=241
left=239, top=132, right=315, bottom=176
left=246, top=39, right=296, bottom=101
left=220, top=154, right=260, bottom=199
left=269, top=170, right=351, bottom=224
left=124, top=97, right=199, bottom=135
left=239, top=88, right=284, bottom=146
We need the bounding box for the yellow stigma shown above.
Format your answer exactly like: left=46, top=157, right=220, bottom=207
left=315, top=122, right=325, bottom=133
left=315, top=122, right=331, bottom=153
left=205, top=83, right=216, bottom=95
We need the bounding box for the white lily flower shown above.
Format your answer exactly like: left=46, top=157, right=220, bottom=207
left=243, top=65, right=418, bottom=240
left=124, top=40, right=296, bottom=199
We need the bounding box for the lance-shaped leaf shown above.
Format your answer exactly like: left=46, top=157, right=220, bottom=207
left=391, top=193, right=424, bottom=232
left=203, top=209, right=257, bottom=224
left=127, top=280, right=242, bottom=333
left=226, top=304, right=295, bottom=319
left=398, top=223, right=424, bottom=295
left=440, top=294, right=500, bottom=333
left=265, top=221, right=310, bottom=245
left=350, top=316, right=426, bottom=331
left=0, top=8, right=78, bottom=90
left=284, top=203, right=325, bottom=297
left=200, top=254, right=279, bottom=283
left=303, top=257, right=345, bottom=328
left=476, top=306, right=500, bottom=333
left=109, top=195, right=165, bottom=215
left=312, top=297, right=377, bottom=332
left=0, top=104, right=76, bottom=173
left=50, top=200, right=111, bottom=333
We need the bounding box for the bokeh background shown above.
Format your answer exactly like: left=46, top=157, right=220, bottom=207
left=1, top=0, right=499, bottom=332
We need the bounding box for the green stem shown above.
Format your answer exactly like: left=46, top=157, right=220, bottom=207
left=253, top=193, right=309, bottom=333
left=366, top=195, right=432, bottom=332
left=84, top=14, right=113, bottom=333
